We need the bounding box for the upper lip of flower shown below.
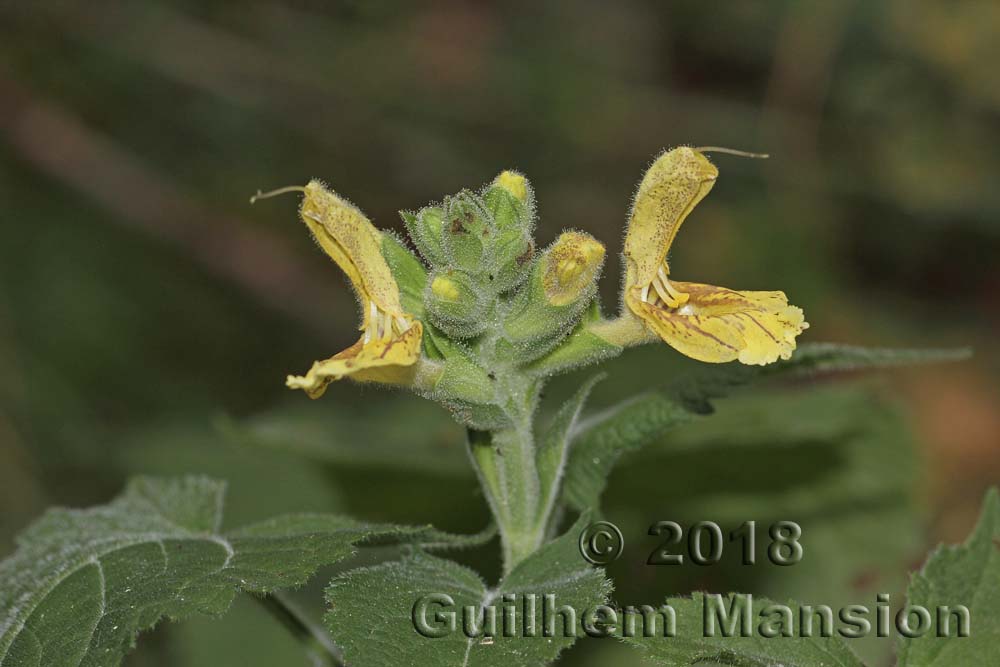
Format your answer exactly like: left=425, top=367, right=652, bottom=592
left=623, top=146, right=718, bottom=307
left=297, top=180, right=415, bottom=342
left=253, top=180, right=422, bottom=396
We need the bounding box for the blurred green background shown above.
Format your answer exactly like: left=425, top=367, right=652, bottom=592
left=1, top=2, right=997, bottom=665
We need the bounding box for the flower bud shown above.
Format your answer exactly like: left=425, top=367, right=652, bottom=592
left=401, top=206, right=448, bottom=268
left=483, top=171, right=535, bottom=291
left=425, top=269, right=489, bottom=338
left=496, top=170, right=528, bottom=202
left=443, top=192, right=492, bottom=273
left=503, top=231, right=605, bottom=346
left=541, top=231, right=605, bottom=306
left=431, top=274, right=462, bottom=301
left=491, top=229, right=533, bottom=292
left=483, top=170, right=534, bottom=234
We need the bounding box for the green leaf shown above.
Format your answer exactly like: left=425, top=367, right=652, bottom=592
left=604, top=386, right=921, bottom=664
left=536, top=373, right=604, bottom=528
left=526, top=325, right=622, bottom=377
left=623, top=592, right=865, bottom=667
left=381, top=231, right=429, bottom=318
left=562, top=342, right=969, bottom=511
left=218, top=398, right=469, bottom=477
left=771, top=342, right=972, bottom=374
left=426, top=334, right=499, bottom=416
left=325, top=518, right=612, bottom=666
left=623, top=491, right=1000, bottom=666
left=0, top=476, right=462, bottom=667
left=381, top=232, right=458, bottom=362
left=898, top=488, right=1000, bottom=666
left=562, top=391, right=693, bottom=512
left=668, top=342, right=971, bottom=415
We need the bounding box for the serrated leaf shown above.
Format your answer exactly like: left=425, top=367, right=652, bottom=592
left=325, top=517, right=612, bottom=666
left=624, top=592, right=865, bottom=667
left=0, top=476, right=464, bottom=667
left=562, top=342, right=968, bottom=511
left=898, top=488, right=1000, bottom=666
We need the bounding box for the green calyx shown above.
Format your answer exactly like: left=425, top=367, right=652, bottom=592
left=400, top=206, right=447, bottom=267
left=401, top=173, right=535, bottom=292
left=425, top=269, right=490, bottom=338
left=384, top=174, right=615, bottom=427
left=484, top=171, right=535, bottom=292
left=442, top=191, right=492, bottom=273
left=503, top=231, right=606, bottom=352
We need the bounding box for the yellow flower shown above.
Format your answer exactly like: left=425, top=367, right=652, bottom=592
left=622, top=147, right=808, bottom=365
left=253, top=181, right=422, bottom=397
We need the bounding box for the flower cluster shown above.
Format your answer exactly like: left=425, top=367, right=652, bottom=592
left=255, top=146, right=808, bottom=420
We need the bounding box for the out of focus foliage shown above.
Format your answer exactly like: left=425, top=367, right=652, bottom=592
left=0, top=2, right=997, bottom=666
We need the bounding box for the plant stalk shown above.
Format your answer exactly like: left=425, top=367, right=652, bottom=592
left=468, top=416, right=545, bottom=575
left=255, top=592, right=345, bottom=667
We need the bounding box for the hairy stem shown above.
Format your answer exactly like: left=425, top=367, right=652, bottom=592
left=494, top=420, right=543, bottom=570
left=468, top=415, right=545, bottom=574
left=588, top=312, right=657, bottom=348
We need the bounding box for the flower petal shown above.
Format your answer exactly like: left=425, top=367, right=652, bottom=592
left=286, top=321, right=423, bottom=398
left=300, top=180, right=405, bottom=317
left=627, top=281, right=808, bottom=365
left=623, top=147, right=717, bottom=290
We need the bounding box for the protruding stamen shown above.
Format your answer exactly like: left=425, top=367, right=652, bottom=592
left=651, top=274, right=674, bottom=306
left=693, top=146, right=769, bottom=159
left=395, top=315, right=410, bottom=332
left=647, top=265, right=689, bottom=309
left=640, top=284, right=650, bottom=303
left=663, top=276, right=689, bottom=307
left=249, top=184, right=308, bottom=204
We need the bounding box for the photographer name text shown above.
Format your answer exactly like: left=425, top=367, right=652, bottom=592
left=412, top=592, right=970, bottom=640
